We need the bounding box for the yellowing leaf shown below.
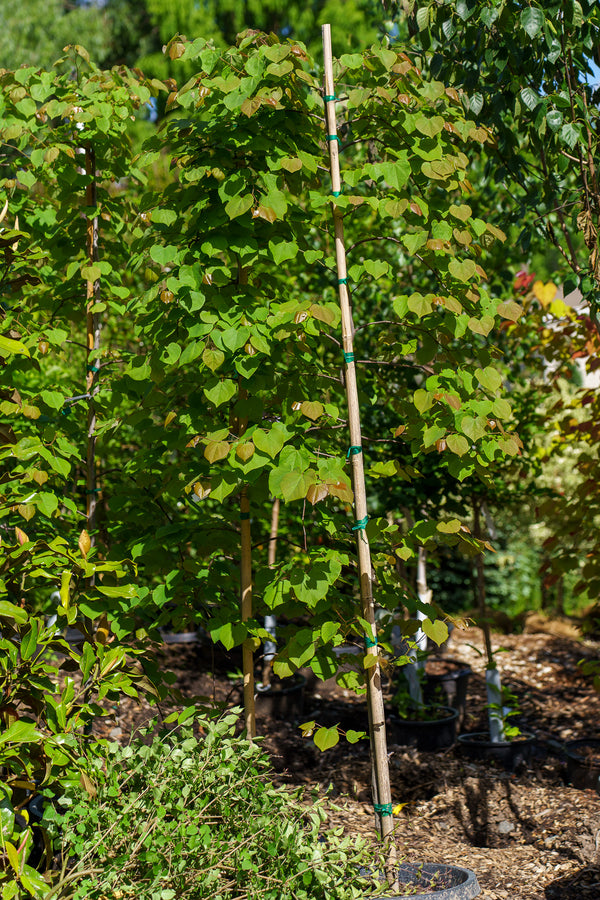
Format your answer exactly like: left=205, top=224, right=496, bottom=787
left=300, top=400, right=324, bottom=420
left=306, top=483, right=329, bottom=505
left=496, top=300, right=522, bottom=321
left=235, top=442, right=255, bottom=461
left=280, top=157, right=303, bottom=173
left=549, top=298, right=570, bottom=318
left=17, top=504, right=35, bottom=521
left=204, top=440, right=230, bottom=463
left=164, top=411, right=177, bottom=427
left=533, top=280, right=557, bottom=307
left=78, top=529, right=91, bottom=558
left=15, top=526, right=29, bottom=545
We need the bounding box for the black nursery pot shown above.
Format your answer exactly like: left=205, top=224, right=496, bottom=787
left=370, top=862, right=480, bottom=899
left=565, top=738, right=600, bottom=792
left=423, top=658, right=471, bottom=729
left=254, top=674, right=306, bottom=718
left=457, top=732, right=536, bottom=770
left=387, top=706, right=458, bottom=752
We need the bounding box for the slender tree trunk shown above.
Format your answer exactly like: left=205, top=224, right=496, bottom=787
left=473, top=499, right=504, bottom=741
left=262, top=498, right=280, bottom=687
left=85, top=144, right=100, bottom=571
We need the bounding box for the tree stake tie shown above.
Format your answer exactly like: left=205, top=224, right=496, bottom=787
left=365, top=634, right=378, bottom=648
left=240, top=512, right=250, bottom=520
left=343, top=350, right=354, bottom=362
left=352, top=515, right=369, bottom=543
left=346, top=445, right=362, bottom=459
left=374, top=803, right=393, bottom=817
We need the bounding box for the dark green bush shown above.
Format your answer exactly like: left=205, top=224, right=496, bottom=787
left=44, top=710, right=376, bottom=900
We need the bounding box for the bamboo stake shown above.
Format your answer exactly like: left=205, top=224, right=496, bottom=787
left=240, top=483, right=255, bottom=738
left=235, top=262, right=256, bottom=738
left=322, top=24, right=396, bottom=855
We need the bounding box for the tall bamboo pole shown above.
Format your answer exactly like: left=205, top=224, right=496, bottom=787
left=236, top=262, right=256, bottom=738
left=322, top=24, right=395, bottom=851
left=240, top=482, right=255, bottom=738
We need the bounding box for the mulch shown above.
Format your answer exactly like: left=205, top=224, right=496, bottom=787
left=97, top=620, right=600, bottom=900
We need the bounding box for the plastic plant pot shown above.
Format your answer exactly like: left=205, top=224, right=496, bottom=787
left=457, top=732, right=536, bottom=770
left=254, top=674, right=306, bottom=718
left=423, top=658, right=471, bottom=729
left=370, top=862, right=480, bottom=899
left=564, top=738, right=600, bottom=791
left=387, top=706, right=458, bottom=752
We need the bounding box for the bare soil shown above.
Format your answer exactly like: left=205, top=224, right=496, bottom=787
left=97, top=622, right=600, bottom=900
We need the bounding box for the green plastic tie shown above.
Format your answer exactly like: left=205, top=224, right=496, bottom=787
left=86, top=488, right=100, bottom=495
left=352, top=515, right=368, bottom=532
left=374, top=803, right=393, bottom=817
left=327, top=134, right=341, bottom=144
left=343, top=351, right=355, bottom=362
left=324, top=94, right=337, bottom=102
left=240, top=512, right=250, bottom=520
left=338, top=277, right=349, bottom=285
left=365, top=634, right=378, bottom=648
left=332, top=190, right=343, bottom=197
left=87, top=364, right=100, bottom=374
left=346, top=445, right=362, bottom=459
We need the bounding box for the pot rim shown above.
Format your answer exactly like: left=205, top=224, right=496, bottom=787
left=369, top=861, right=480, bottom=900
left=457, top=731, right=536, bottom=747
left=255, top=673, right=307, bottom=695
left=389, top=705, right=459, bottom=726
left=564, top=737, right=600, bottom=762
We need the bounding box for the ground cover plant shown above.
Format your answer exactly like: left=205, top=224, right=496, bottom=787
left=42, top=711, right=377, bottom=900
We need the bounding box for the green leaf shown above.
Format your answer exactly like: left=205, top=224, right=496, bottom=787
left=202, top=347, right=225, bottom=371
left=520, top=7, right=544, bottom=38
left=0, top=334, right=29, bottom=358
left=476, top=366, right=503, bottom=393
left=421, top=617, right=449, bottom=646
left=35, top=492, right=58, bottom=518
left=253, top=424, right=286, bottom=459
left=345, top=729, right=366, bottom=744
left=313, top=725, right=340, bottom=752
left=203, top=379, right=237, bottom=407
left=0, top=601, right=28, bottom=624
left=0, top=720, right=41, bottom=745
left=81, top=264, right=102, bottom=282
left=546, top=109, right=563, bottom=132
left=363, top=259, right=389, bottom=280
left=448, top=258, right=477, bottom=282
left=446, top=434, right=469, bottom=456
left=520, top=87, right=540, bottom=110
left=224, top=194, right=253, bottom=219
left=268, top=238, right=298, bottom=265
left=279, top=472, right=315, bottom=502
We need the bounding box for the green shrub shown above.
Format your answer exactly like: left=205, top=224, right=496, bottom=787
left=44, top=711, right=376, bottom=900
